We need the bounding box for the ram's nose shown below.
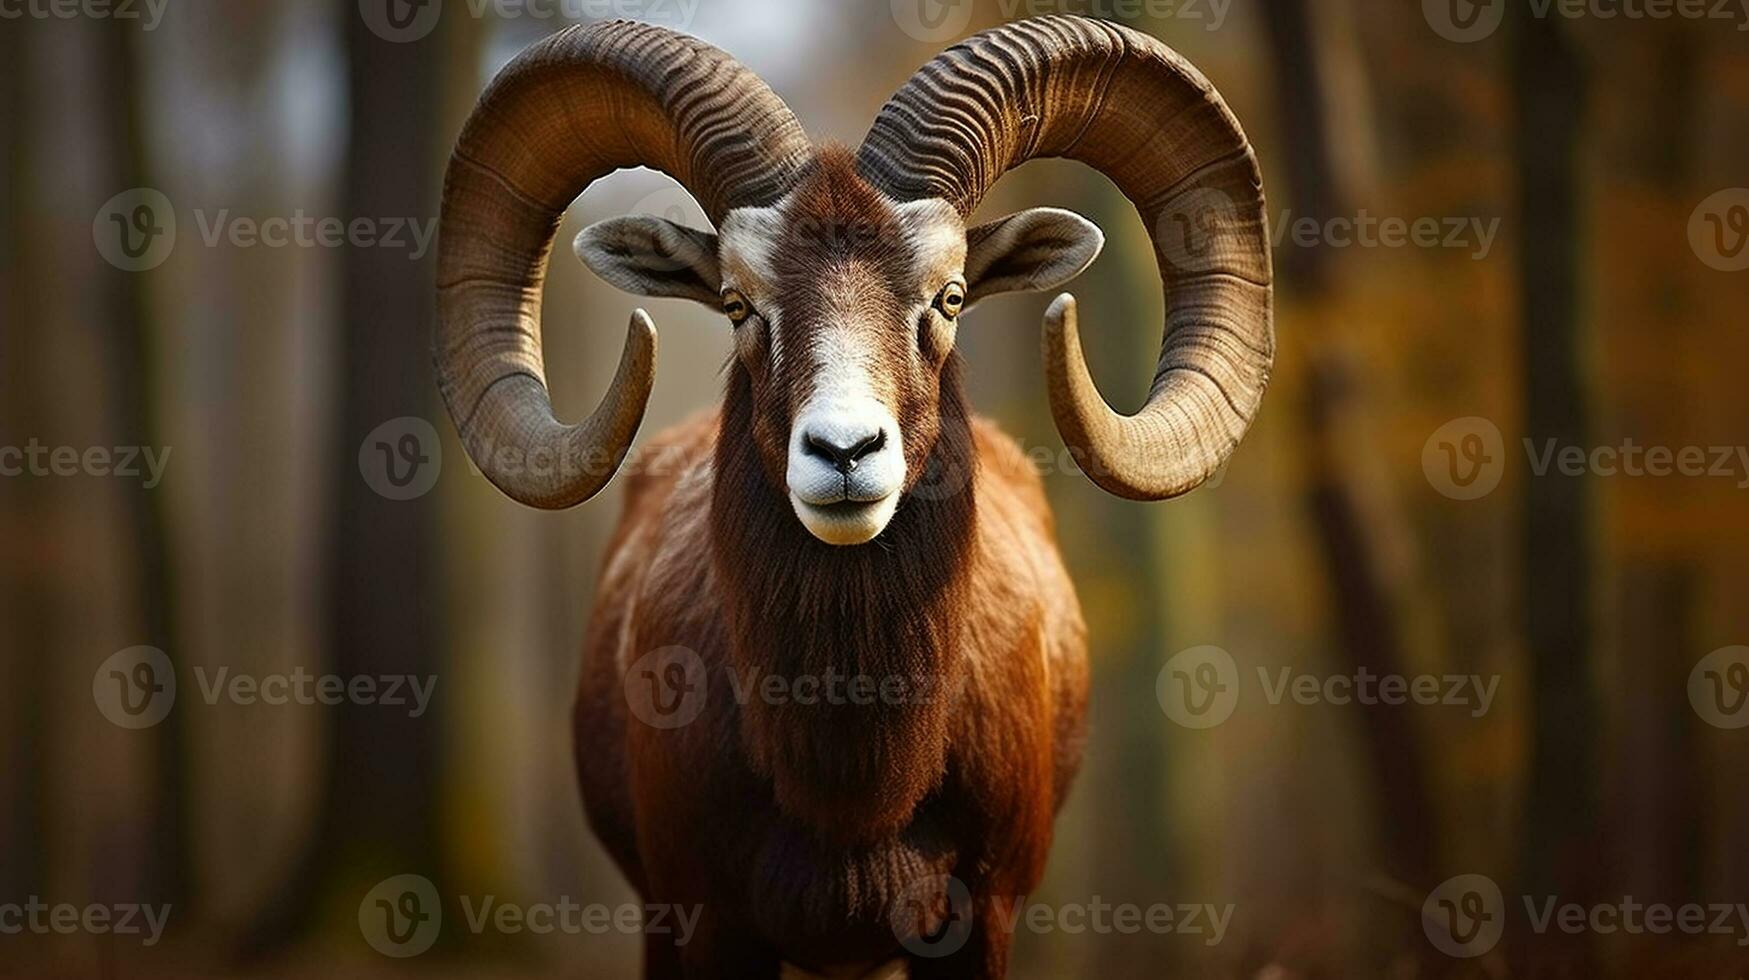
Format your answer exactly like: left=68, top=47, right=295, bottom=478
left=802, top=426, right=888, bottom=474
left=785, top=403, right=908, bottom=540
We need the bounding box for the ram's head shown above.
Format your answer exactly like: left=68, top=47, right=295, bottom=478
left=435, top=16, right=1273, bottom=544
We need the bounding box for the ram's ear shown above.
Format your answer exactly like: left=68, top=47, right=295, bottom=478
left=964, top=207, right=1104, bottom=303
left=573, top=216, right=721, bottom=306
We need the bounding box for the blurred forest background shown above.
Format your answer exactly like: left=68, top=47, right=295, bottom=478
left=4, top=0, right=1749, bottom=976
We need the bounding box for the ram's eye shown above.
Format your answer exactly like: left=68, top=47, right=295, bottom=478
left=721, top=289, right=752, bottom=325
left=935, top=281, right=966, bottom=318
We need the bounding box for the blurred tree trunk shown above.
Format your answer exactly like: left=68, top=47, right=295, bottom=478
left=1610, top=25, right=1701, bottom=917
left=1615, top=562, right=1700, bottom=904
left=1074, top=183, right=1178, bottom=976
left=244, top=2, right=450, bottom=954
left=1260, top=0, right=1437, bottom=905
left=1511, top=8, right=1598, bottom=975
left=96, top=16, right=191, bottom=917
left=0, top=14, right=50, bottom=905
left=317, top=0, right=449, bottom=880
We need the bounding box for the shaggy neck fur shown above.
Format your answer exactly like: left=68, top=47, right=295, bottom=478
left=711, top=359, right=978, bottom=845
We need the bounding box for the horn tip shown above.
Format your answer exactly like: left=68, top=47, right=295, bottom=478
left=1043, top=293, right=1077, bottom=334
left=627, top=308, right=659, bottom=349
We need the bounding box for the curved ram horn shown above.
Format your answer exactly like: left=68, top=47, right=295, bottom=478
left=858, top=15, right=1273, bottom=500
left=436, top=20, right=813, bottom=508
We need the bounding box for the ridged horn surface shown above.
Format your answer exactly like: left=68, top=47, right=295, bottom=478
left=858, top=15, right=1272, bottom=500
left=437, top=20, right=812, bottom=508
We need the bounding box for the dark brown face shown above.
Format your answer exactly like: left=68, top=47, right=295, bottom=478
left=714, top=150, right=970, bottom=545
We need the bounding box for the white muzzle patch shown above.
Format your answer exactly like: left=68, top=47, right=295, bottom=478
left=785, top=324, right=906, bottom=546
left=786, top=398, right=905, bottom=546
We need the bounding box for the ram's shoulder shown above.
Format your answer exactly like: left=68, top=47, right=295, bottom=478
left=971, top=415, right=1051, bottom=515
left=618, top=408, right=717, bottom=505
left=597, top=409, right=717, bottom=561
